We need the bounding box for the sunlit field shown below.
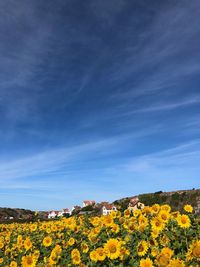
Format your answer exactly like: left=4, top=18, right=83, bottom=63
left=0, top=204, right=199, bottom=266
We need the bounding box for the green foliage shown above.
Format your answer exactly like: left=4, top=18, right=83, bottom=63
left=81, top=205, right=94, bottom=212
left=138, top=189, right=200, bottom=212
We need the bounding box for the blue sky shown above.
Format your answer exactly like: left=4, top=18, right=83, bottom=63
left=0, top=0, right=200, bottom=210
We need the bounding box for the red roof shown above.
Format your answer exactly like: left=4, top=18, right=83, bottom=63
left=83, top=200, right=95, bottom=205
left=103, top=204, right=116, bottom=210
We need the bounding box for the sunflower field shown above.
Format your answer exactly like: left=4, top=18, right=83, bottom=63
left=0, top=204, right=199, bottom=267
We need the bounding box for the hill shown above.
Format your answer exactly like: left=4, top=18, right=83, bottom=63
left=113, top=188, right=200, bottom=212
left=0, top=207, right=35, bottom=221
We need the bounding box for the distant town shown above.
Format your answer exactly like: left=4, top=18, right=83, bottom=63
left=47, top=197, right=144, bottom=219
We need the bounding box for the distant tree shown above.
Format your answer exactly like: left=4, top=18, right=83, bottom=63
left=71, top=206, right=81, bottom=216
left=81, top=205, right=94, bottom=212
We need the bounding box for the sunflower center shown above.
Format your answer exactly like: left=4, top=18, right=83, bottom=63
left=193, top=246, right=200, bottom=257
left=181, top=218, right=187, bottom=224
left=27, top=257, right=33, bottom=265
left=138, top=245, right=144, bottom=252
left=109, top=244, right=117, bottom=253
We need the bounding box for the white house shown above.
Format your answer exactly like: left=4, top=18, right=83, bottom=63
left=128, top=197, right=144, bottom=212
left=47, top=208, right=71, bottom=219
left=82, top=200, right=96, bottom=207
left=47, top=211, right=59, bottom=219
left=101, top=204, right=117, bottom=216
left=63, top=208, right=71, bottom=216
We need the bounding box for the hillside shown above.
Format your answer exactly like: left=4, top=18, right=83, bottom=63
left=114, top=188, right=200, bottom=212
left=0, top=207, right=35, bottom=221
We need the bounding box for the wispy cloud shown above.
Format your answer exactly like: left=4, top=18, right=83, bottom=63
left=130, top=95, right=200, bottom=113
left=122, top=139, right=200, bottom=186
left=109, top=0, right=200, bottom=100
left=0, top=129, right=156, bottom=181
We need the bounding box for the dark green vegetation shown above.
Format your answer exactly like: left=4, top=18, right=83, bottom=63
left=139, top=189, right=200, bottom=212
left=0, top=207, right=35, bottom=222
left=114, top=189, right=200, bottom=213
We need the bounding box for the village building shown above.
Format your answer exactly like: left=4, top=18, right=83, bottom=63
left=47, top=208, right=71, bottom=219
left=47, top=211, right=59, bottom=219
left=101, top=204, right=117, bottom=216
left=82, top=200, right=96, bottom=207
left=63, top=208, right=71, bottom=215
left=128, top=197, right=144, bottom=212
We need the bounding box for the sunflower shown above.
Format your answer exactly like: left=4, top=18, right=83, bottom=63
left=10, top=261, right=17, bottom=267
left=42, top=236, right=52, bottom=247
left=96, top=247, right=106, bottom=261
left=90, top=217, right=101, bottom=227
left=161, top=247, right=174, bottom=258
left=48, top=252, right=58, bottom=265
left=138, top=215, right=148, bottom=226
left=177, top=214, right=191, bottom=228
left=111, top=223, right=120, bottom=233
left=88, top=232, right=98, bottom=244
left=143, top=206, right=151, bottom=215
left=0, top=240, right=4, bottom=249
left=124, top=209, right=131, bottom=217
left=187, top=240, right=200, bottom=260
left=103, top=215, right=114, bottom=226
left=138, top=215, right=148, bottom=231
left=134, top=209, right=142, bottom=217
left=119, top=247, right=130, bottom=260
left=68, top=237, right=75, bottom=246
left=151, top=217, right=165, bottom=232
left=156, top=247, right=173, bottom=266
left=50, top=224, right=57, bottom=232
left=137, top=240, right=149, bottom=257
left=71, top=249, right=81, bottom=265
left=151, top=204, right=160, bottom=214
left=21, top=255, right=36, bottom=267
left=151, top=247, right=159, bottom=257
left=158, top=210, right=170, bottom=223
left=167, top=258, right=186, bottom=267
left=90, top=250, right=98, bottom=262
left=160, top=204, right=171, bottom=213
left=183, top=204, right=193, bottom=213
left=24, top=237, right=33, bottom=251
left=52, top=244, right=62, bottom=255
left=17, top=235, right=23, bottom=246
left=139, top=258, right=153, bottom=267
left=104, top=238, right=121, bottom=260
left=128, top=222, right=136, bottom=232
left=49, top=244, right=62, bottom=264
left=159, top=234, right=170, bottom=246
left=81, top=242, right=89, bottom=253
left=171, top=211, right=180, bottom=219
left=156, top=254, right=170, bottom=266
left=30, top=224, right=37, bottom=232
